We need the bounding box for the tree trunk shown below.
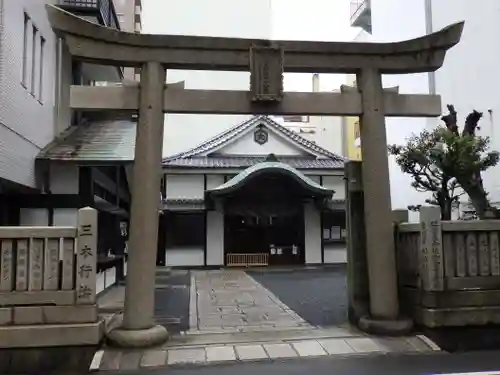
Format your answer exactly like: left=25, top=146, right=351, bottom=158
left=460, top=179, right=497, bottom=219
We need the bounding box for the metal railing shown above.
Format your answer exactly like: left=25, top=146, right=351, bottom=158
left=60, top=0, right=121, bottom=30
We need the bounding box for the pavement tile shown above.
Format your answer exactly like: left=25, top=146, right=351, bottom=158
left=291, top=340, right=327, bottom=357
left=346, top=337, right=385, bottom=353
left=263, top=343, right=298, bottom=359
left=99, top=350, right=122, bottom=371
left=235, top=345, right=269, bottom=360
left=206, top=346, right=237, bottom=362
left=373, top=337, right=417, bottom=352
left=167, top=348, right=206, bottom=365
left=318, top=338, right=356, bottom=355
left=119, top=351, right=142, bottom=370
left=140, top=350, right=168, bottom=368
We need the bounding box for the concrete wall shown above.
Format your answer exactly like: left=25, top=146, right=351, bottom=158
left=0, top=0, right=59, bottom=188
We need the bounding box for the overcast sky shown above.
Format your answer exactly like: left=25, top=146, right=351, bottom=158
left=141, top=0, right=359, bottom=91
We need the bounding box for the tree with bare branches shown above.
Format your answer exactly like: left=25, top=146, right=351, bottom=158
left=440, top=105, right=499, bottom=218
left=388, top=104, right=499, bottom=219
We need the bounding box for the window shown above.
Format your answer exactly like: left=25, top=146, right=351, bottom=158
left=322, top=211, right=346, bottom=243
left=38, top=37, right=45, bottom=102
left=165, top=212, right=205, bottom=248
left=21, top=13, right=29, bottom=86
left=21, top=12, right=45, bottom=102
left=30, top=25, right=38, bottom=95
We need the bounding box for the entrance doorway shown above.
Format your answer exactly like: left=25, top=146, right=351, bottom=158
left=224, top=208, right=304, bottom=266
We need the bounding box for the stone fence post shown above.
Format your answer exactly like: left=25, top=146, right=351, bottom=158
left=419, top=206, right=444, bottom=291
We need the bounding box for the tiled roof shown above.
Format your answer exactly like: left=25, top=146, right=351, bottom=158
left=164, top=156, right=343, bottom=169
left=162, top=116, right=346, bottom=170
left=37, top=120, right=136, bottom=162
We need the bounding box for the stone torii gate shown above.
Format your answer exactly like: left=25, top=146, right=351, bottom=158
left=46, top=5, right=463, bottom=347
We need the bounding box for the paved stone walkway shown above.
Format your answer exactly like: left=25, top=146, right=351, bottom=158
left=190, top=270, right=312, bottom=334
left=92, top=335, right=440, bottom=371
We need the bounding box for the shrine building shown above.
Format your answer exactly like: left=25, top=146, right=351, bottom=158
left=159, top=115, right=347, bottom=268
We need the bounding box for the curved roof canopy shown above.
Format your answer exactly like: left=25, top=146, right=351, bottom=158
left=206, top=155, right=334, bottom=200
left=46, top=5, right=464, bottom=74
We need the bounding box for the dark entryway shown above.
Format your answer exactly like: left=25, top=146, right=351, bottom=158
left=224, top=209, right=305, bottom=266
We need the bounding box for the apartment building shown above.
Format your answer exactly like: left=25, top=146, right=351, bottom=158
left=114, top=0, right=142, bottom=81
left=0, top=0, right=131, bottom=238
left=348, top=0, right=500, bottom=211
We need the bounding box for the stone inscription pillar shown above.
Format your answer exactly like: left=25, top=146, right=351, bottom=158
left=356, top=67, right=399, bottom=320
left=107, top=62, right=168, bottom=347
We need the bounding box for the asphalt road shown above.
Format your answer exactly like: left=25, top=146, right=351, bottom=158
left=154, top=271, right=190, bottom=334
left=248, top=266, right=348, bottom=327
left=103, top=351, right=500, bottom=375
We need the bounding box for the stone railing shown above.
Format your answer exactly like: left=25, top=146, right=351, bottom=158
left=0, top=207, right=103, bottom=348
left=396, top=206, right=500, bottom=327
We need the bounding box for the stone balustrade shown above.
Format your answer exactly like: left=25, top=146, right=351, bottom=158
left=396, top=206, right=500, bottom=327
left=0, top=207, right=103, bottom=348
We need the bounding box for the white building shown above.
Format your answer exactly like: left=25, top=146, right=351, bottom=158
left=350, top=0, right=500, bottom=211
left=0, top=1, right=135, bottom=291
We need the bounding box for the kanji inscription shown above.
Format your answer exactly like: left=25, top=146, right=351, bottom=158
left=250, top=45, right=284, bottom=102
left=75, top=207, right=98, bottom=305
left=0, top=240, right=13, bottom=292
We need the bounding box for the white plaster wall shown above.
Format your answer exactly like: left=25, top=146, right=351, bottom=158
left=166, top=174, right=204, bottom=200
left=218, top=129, right=308, bottom=157
left=322, top=176, right=345, bottom=200
left=50, top=164, right=79, bottom=226
left=0, top=0, right=58, bottom=188
left=19, top=208, right=48, bottom=226
left=206, top=175, right=224, bottom=190
left=53, top=209, right=78, bottom=227
left=206, top=210, right=224, bottom=266
left=165, top=247, right=204, bottom=267
left=304, top=202, right=322, bottom=264
left=142, top=0, right=272, bottom=157
left=324, top=244, right=347, bottom=264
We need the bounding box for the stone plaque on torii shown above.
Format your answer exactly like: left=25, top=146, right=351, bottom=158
left=46, top=5, right=464, bottom=348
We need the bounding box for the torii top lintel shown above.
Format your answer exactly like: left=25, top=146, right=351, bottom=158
left=46, top=5, right=464, bottom=74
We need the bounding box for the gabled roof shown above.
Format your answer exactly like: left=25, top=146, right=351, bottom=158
left=162, top=116, right=346, bottom=170
left=37, top=120, right=136, bottom=162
